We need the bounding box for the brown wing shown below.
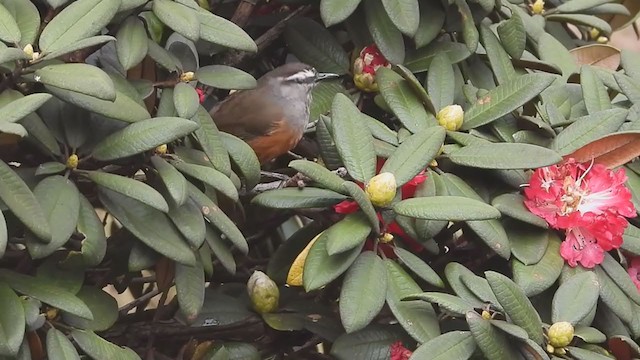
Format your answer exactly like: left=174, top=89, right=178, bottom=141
left=247, top=119, right=303, bottom=164
left=209, top=89, right=282, bottom=142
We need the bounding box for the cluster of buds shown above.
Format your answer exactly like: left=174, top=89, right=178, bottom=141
left=437, top=105, right=464, bottom=131
left=23, top=44, right=40, bottom=63
left=546, top=322, right=574, bottom=355
left=588, top=28, right=608, bottom=44
left=529, top=0, right=545, bottom=15
left=179, top=71, right=196, bottom=82
left=353, top=45, right=391, bottom=92
left=66, top=154, right=79, bottom=170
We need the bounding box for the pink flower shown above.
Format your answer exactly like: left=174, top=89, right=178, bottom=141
left=627, top=256, right=640, bottom=291
left=196, top=88, right=206, bottom=104
left=389, top=341, right=412, bottom=360
left=524, top=159, right=636, bottom=268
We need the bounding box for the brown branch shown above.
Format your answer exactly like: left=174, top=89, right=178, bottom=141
left=219, top=5, right=312, bottom=67
left=231, top=0, right=259, bottom=28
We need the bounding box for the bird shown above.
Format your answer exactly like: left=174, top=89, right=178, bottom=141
left=208, top=62, right=340, bottom=164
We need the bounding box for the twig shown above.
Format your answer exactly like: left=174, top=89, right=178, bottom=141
left=219, top=5, right=312, bottom=67
left=119, top=288, right=161, bottom=316
left=231, top=0, right=259, bottom=28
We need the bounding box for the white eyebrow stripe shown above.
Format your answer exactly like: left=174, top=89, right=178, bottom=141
left=285, top=69, right=316, bottom=82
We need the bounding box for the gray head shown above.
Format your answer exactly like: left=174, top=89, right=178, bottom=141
left=259, top=62, right=340, bottom=96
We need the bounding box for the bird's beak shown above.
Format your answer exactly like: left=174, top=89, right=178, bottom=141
left=315, top=72, right=341, bottom=81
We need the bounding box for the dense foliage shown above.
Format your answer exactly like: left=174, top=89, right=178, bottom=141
left=1, top=0, right=640, bottom=359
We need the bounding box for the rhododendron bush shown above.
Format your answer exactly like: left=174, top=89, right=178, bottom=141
left=3, top=0, right=640, bottom=359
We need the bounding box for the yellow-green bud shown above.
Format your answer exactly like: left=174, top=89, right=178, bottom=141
left=365, top=172, right=397, bottom=207
left=66, top=154, right=78, bottom=170
left=180, top=71, right=196, bottom=82
left=530, top=0, right=545, bottom=14
left=589, top=28, right=600, bottom=40
left=247, top=271, right=279, bottom=314
left=597, top=36, right=608, bottom=44
left=155, top=144, right=168, bottom=154
left=547, top=321, right=574, bottom=348
left=481, top=310, right=491, bottom=320
left=437, top=105, right=464, bottom=131
left=379, top=233, right=394, bottom=244
left=23, top=44, right=34, bottom=57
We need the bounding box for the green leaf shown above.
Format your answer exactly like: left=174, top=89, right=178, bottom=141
left=46, top=328, right=80, bottom=360
left=62, top=287, right=117, bottom=331
left=43, top=35, right=115, bottom=60
left=364, top=0, right=405, bottom=64
left=152, top=0, right=199, bottom=41
left=35, top=258, right=83, bottom=294
left=0, top=47, right=29, bottom=64
left=490, top=320, right=530, bottom=340
left=39, top=0, right=121, bottom=53
left=413, top=0, right=444, bottom=49
left=168, top=199, right=206, bottom=248
left=151, top=155, right=188, bottom=206
left=25, top=176, right=80, bottom=258
left=45, top=85, right=149, bottom=123
left=59, top=193, right=106, bottom=268
left=86, top=171, right=168, bottom=212
left=381, top=0, right=419, bottom=36
left=623, top=223, right=640, bottom=255
left=385, top=260, right=440, bottom=342
left=146, top=39, right=181, bottom=73
left=460, top=74, right=556, bottom=130
left=566, top=346, right=613, bottom=360
left=0, top=211, right=6, bottom=259
left=486, top=271, right=544, bottom=344
left=36, top=64, right=116, bottom=102
left=92, top=117, right=199, bottom=161
left=376, top=67, right=434, bottom=133
left=171, top=160, right=238, bottom=202
left=195, top=8, right=256, bottom=52
left=497, top=11, right=526, bottom=59
left=284, top=18, right=350, bottom=74
left=0, top=269, right=93, bottom=320
left=187, top=183, right=247, bottom=254
left=427, top=53, right=455, bottom=112
left=320, top=0, right=362, bottom=27
left=173, top=83, right=199, bottom=119
left=455, top=0, right=479, bottom=52
left=492, top=193, right=548, bottom=229
left=326, top=212, right=372, bottom=256
left=311, top=80, right=350, bottom=122
left=573, top=326, right=606, bottom=344
left=204, top=226, right=236, bottom=274
left=115, top=16, right=148, bottom=71
left=537, top=33, right=579, bottom=76
left=550, top=108, right=628, bottom=156
left=0, top=2, right=20, bottom=43
left=339, top=252, right=387, bottom=333
left=449, top=143, right=562, bottom=169
left=394, top=247, right=444, bottom=288
left=0, top=93, right=52, bottom=124
left=552, top=271, right=599, bottom=325
left=289, top=159, right=346, bottom=194
left=581, top=65, right=611, bottom=114
left=480, top=23, right=515, bottom=85
left=196, top=65, right=257, bottom=90
left=410, top=331, right=476, bottom=360
left=331, top=93, right=376, bottom=183
left=341, top=181, right=380, bottom=234
left=512, top=234, right=564, bottom=296
left=600, top=253, right=640, bottom=306
left=252, top=187, right=347, bottom=208
left=98, top=188, right=196, bottom=266
left=466, top=312, right=520, bottom=360
left=505, top=222, right=549, bottom=266
left=175, top=260, right=205, bottom=323
left=0, top=282, right=24, bottom=356
left=406, top=292, right=476, bottom=316
left=303, top=230, right=364, bottom=291
left=331, top=325, right=406, bottom=359
left=190, top=106, right=231, bottom=176
left=219, top=132, right=260, bottom=189
left=2, top=0, right=40, bottom=47
left=556, top=0, right=614, bottom=13
left=404, top=41, right=472, bottom=73
left=394, top=196, right=501, bottom=221
left=71, top=330, right=140, bottom=360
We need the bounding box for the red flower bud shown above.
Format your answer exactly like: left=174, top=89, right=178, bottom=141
left=353, top=44, right=391, bottom=92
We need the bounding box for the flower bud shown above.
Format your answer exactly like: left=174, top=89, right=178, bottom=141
left=66, top=154, right=78, bottom=170
left=353, top=44, right=391, bottom=93
left=366, top=172, right=397, bottom=207
left=437, top=105, right=464, bottom=131
left=547, top=321, right=574, bottom=348
left=180, top=71, right=196, bottom=82
left=23, top=44, right=34, bottom=57
left=589, top=28, right=600, bottom=40
left=196, top=88, right=206, bottom=104
left=379, top=232, right=394, bottom=244
left=247, top=271, right=279, bottom=314
left=530, top=0, right=545, bottom=14
left=155, top=144, right=168, bottom=154
left=597, top=36, right=608, bottom=44
left=481, top=310, right=491, bottom=320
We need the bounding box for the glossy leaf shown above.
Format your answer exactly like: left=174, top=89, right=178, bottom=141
left=381, top=0, right=419, bottom=36
left=497, top=11, right=526, bottom=59
left=320, top=0, right=362, bottom=27
left=284, top=18, right=350, bottom=74
left=171, top=161, right=238, bottom=201
left=289, top=160, right=346, bottom=194
left=303, top=231, right=364, bottom=291
left=39, top=0, right=121, bottom=53
left=364, top=0, right=405, bottom=64
left=195, top=7, right=256, bottom=52
left=62, top=287, right=117, bottom=331
left=410, top=331, right=475, bottom=360
left=394, top=196, right=501, bottom=221
left=331, top=93, right=376, bottom=183
left=252, top=187, right=347, bottom=208
left=552, top=271, right=599, bottom=325
left=0, top=282, right=24, bottom=356
left=2, top=0, right=39, bottom=47
left=550, top=108, right=628, bottom=156
left=339, top=252, right=387, bottom=333
left=59, top=194, right=107, bottom=268
left=92, top=117, right=199, bottom=160
left=175, top=260, right=205, bottom=323
left=46, top=328, right=80, bottom=360
left=116, top=16, right=148, bottom=70
left=326, top=212, right=372, bottom=255
left=394, top=247, right=443, bottom=288
left=466, top=311, right=519, bottom=360
left=72, top=330, right=140, bottom=360
left=152, top=0, right=199, bottom=41
left=220, top=132, right=260, bottom=189
left=376, top=67, right=433, bottom=133
left=461, top=74, right=556, bottom=130
left=492, top=193, right=548, bottom=229
left=449, top=142, right=562, bottom=169
left=87, top=171, right=169, bottom=212
left=151, top=155, right=188, bottom=206
left=511, top=234, right=563, bottom=296
left=196, top=65, right=257, bottom=90
left=407, top=292, right=475, bottom=317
